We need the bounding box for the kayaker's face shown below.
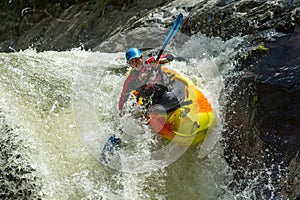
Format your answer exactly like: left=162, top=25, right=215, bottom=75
left=130, top=56, right=143, bottom=71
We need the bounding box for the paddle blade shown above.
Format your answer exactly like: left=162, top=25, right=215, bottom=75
left=163, top=13, right=183, bottom=48
left=100, top=135, right=121, bottom=164
left=157, top=13, right=183, bottom=61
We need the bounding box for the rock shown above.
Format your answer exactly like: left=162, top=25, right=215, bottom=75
left=223, top=29, right=300, bottom=199
left=0, top=0, right=174, bottom=52
left=94, top=25, right=190, bottom=52
left=0, top=40, right=16, bottom=52
left=182, top=0, right=300, bottom=41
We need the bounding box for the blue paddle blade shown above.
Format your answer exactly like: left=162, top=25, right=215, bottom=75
left=100, top=135, right=121, bottom=164
left=157, top=13, right=183, bottom=60
left=162, top=13, right=183, bottom=49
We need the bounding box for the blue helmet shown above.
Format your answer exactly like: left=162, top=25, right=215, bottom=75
left=125, top=48, right=142, bottom=63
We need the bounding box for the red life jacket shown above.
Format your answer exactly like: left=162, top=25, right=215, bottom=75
left=118, top=54, right=172, bottom=114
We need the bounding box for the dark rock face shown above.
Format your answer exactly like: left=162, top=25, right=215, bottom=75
left=1, top=0, right=299, bottom=52
left=223, top=30, right=300, bottom=199
left=236, top=30, right=300, bottom=152
left=182, top=0, right=300, bottom=40
left=0, top=0, right=174, bottom=52
left=1, top=0, right=300, bottom=52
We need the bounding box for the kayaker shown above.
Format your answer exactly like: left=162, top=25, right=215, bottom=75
left=118, top=47, right=174, bottom=115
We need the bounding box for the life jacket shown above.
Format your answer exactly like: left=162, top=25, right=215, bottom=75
left=118, top=54, right=173, bottom=114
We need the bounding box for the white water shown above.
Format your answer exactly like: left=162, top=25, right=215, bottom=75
left=0, top=33, right=243, bottom=199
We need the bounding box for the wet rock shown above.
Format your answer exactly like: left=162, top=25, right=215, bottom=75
left=237, top=30, right=300, bottom=151
left=94, top=25, right=190, bottom=52
left=223, top=29, right=300, bottom=199
left=0, top=40, right=16, bottom=52
left=182, top=0, right=300, bottom=41
left=1, top=0, right=299, bottom=52
left=0, top=0, right=174, bottom=52
left=0, top=111, right=44, bottom=199
left=183, top=0, right=300, bottom=40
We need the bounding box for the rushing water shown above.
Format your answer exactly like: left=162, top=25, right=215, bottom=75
left=0, top=32, right=247, bottom=199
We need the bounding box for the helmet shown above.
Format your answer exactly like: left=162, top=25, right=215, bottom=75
left=125, top=48, right=142, bottom=63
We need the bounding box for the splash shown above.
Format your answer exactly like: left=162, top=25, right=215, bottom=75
left=0, top=32, right=253, bottom=199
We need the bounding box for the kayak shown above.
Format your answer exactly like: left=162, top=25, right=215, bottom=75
left=100, top=66, right=215, bottom=165
left=134, top=66, right=215, bottom=145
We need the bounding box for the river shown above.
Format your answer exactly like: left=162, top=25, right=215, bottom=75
left=0, top=32, right=248, bottom=199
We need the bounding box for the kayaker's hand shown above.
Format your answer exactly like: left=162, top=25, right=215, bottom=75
left=151, top=60, right=159, bottom=69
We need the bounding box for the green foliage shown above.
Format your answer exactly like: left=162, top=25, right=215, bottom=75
left=255, top=45, right=269, bottom=52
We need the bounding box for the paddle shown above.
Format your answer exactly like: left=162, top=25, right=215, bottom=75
left=156, top=13, right=183, bottom=61
left=100, top=135, right=121, bottom=164
left=101, top=13, right=184, bottom=165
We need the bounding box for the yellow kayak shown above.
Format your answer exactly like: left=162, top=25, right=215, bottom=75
left=135, top=66, right=215, bottom=145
